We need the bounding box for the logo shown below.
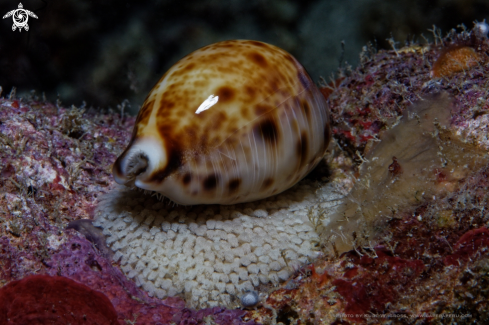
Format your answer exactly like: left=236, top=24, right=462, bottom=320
left=3, top=3, right=38, bottom=32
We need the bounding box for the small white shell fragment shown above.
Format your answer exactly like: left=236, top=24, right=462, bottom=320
left=240, top=291, right=260, bottom=308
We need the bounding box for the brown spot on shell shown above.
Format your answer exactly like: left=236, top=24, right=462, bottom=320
left=204, top=112, right=227, bottom=141
left=157, top=124, right=173, bottom=135
left=241, top=107, right=251, bottom=119
left=215, top=111, right=228, bottom=122
left=184, top=63, right=196, bottom=71
left=183, top=126, right=198, bottom=145
left=148, top=127, right=183, bottom=183
left=149, top=149, right=182, bottom=183
left=247, top=40, right=267, bottom=48
left=301, top=100, right=311, bottom=121
left=182, top=173, right=192, bottom=185
left=158, top=99, right=176, bottom=114
left=255, top=117, right=279, bottom=145
left=216, top=42, right=234, bottom=48
left=284, top=53, right=296, bottom=64
left=297, top=132, right=308, bottom=168
left=261, top=178, right=274, bottom=190
left=248, top=52, right=268, bottom=67
left=226, top=126, right=239, bottom=135
left=203, top=174, right=219, bottom=191
left=244, top=86, right=256, bottom=99
left=228, top=178, right=241, bottom=194
left=216, top=86, right=235, bottom=102
left=136, top=100, right=154, bottom=126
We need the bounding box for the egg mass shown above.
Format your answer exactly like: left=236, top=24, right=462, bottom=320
left=113, top=40, right=331, bottom=205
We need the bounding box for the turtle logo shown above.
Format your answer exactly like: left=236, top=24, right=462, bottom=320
left=3, top=3, right=38, bottom=32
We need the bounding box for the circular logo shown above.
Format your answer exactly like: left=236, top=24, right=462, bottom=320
left=2, top=3, right=38, bottom=32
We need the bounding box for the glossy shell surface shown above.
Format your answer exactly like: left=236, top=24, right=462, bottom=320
left=113, top=40, right=331, bottom=205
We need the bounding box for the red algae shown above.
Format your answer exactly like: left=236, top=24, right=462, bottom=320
left=332, top=279, right=370, bottom=321
left=328, top=249, right=424, bottom=322
left=0, top=275, right=119, bottom=325
left=444, top=227, right=489, bottom=266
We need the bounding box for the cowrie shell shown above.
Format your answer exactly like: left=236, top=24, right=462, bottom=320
left=113, top=40, right=331, bottom=205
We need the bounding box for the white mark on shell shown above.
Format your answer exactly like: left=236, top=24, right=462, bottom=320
left=195, top=95, right=219, bottom=114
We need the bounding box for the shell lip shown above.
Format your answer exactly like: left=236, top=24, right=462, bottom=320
left=112, top=166, right=130, bottom=185
left=112, top=137, right=168, bottom=187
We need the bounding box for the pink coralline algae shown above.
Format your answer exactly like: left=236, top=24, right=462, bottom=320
left=0, top=274, right=119, bottom=325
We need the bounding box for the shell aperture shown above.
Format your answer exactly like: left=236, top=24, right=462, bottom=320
left=113, top=40, right=331, bottom=205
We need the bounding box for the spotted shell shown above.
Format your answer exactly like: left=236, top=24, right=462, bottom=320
left=113, top=40, right=331, bottom=205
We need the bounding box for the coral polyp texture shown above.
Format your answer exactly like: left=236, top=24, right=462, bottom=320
left=1, top=23, right=489, bottom=324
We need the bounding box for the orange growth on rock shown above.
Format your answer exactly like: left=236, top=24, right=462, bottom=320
left=309, top=264, right=330, bottom=288
left=431, top=46, right=481, bottom=78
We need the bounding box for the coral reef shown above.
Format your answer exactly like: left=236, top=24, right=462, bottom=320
left=1, top=22, right=489, bottom=325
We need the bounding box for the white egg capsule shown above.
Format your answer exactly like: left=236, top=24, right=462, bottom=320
left=113, top=40, right=331, bottom=205
left=241, top=291, right=260, bottom=308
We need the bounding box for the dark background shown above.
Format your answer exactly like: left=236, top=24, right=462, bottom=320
left=1, top=0, right=488, bottom=115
